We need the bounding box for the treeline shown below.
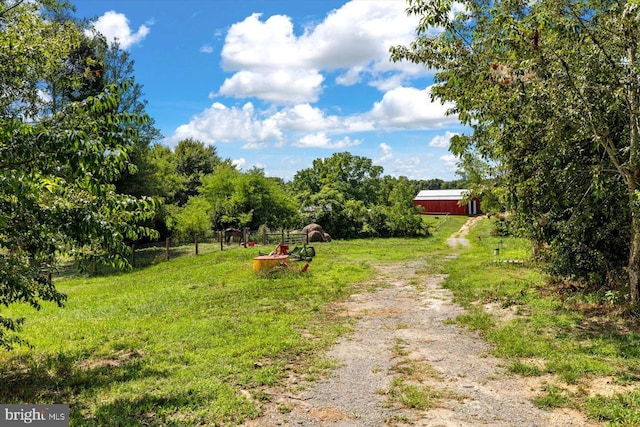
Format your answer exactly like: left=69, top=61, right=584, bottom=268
left=134, top=143, right=465, bottom=242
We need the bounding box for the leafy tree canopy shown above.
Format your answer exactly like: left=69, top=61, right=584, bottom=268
left=0, top=0, right=156, bottom=348
left=391, top=0, right=640, bottom=300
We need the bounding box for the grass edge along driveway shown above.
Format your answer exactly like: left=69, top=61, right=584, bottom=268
left=444, top=217, right=640, bottom=427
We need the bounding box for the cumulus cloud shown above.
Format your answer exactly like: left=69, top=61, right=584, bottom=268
left=218, top=69, right=324, bottom=104
left=375, top=143, right=393, bottom=163
left=216, top=1, right=426, bottom=104
left=269, top=104, right=341, bottom=132
left=171, top=102, right=283, bottom=144
left=90, top=11, right=151, bottom=49
left=221, top=14, right=302, bottom=70
left=372, top=151, right=458, bottom=180
left=387, top=156, right=424, bottom=179
left=368, top=86, right=458, bottom=129
left=171, top=85, right=456, bottom=147
left=440, top=154, right=459, bottom=172
left=232, top=158, right=246, bottom=169
left=293, top=133, right=361, bottom=149
left=429, top=131, right=459, bottom=148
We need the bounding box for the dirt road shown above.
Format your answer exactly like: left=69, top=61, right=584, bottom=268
left=247, top=218, right=597, bottom=426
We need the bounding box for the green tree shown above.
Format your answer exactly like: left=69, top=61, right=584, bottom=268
left=391, top=0, right=640, bottom=301
left=174, top=139, right=230, bottom=205
left=291, top=153, right=427, bottom=238
left=147, top=144, right=186, bottom=204
left=199, top=165, right=299, bottom=230
left=168, top=196, right=212, bottom=251
left=100, top=40, right=164, bottom=198
left=384, top=177, right=428, bottom=237
left=0, top=0, right=156, bottom=348
left=291, top=152, right=384, bottom=237
left=291, top=152, right=383, bottom=206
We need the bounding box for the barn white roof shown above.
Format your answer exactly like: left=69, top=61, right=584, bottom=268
left=414, top=189, right=470, bottom=201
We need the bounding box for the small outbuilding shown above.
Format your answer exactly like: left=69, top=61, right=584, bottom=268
left=413, top=189, right=480, bottom=216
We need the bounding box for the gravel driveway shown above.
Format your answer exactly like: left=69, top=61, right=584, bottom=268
left=247, top=219, right=599, bottom=426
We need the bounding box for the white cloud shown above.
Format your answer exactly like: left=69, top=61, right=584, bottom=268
left=270, top=104, right=341, bottom=132
left=90, top=11, right=150, bottom=49
left=170, top=102, right=283, bottom=145
left=335, top=66, right=364, bottom=86
left=440, top=154, right=459, bottom=172
left=232, top=158, right=246, bottom=169
left=216, top=1, right=427, bottom=104
left=171, top=85, right=457, bottom=147
left=368, top=86, right=458, bottom=129
left=375, top=143, right=393, bottom=163
left=429, top=131, right=458, bottom=148
left=218, top=69, right=324, bottom=104
left=200, top=44, right=214, bottom=54
left=376, top=152, right=448, bottom=180
left=221, top=14, right=302, bottom=70
left=293, top=133, right=361, bottom=149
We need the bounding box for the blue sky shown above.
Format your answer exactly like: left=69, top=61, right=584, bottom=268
left=73, top=0, right=466, bottom=181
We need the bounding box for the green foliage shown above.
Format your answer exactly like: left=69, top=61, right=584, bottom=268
left=0, top=1, right=156, bottom=349
left=200, top=165, right=300, bottom=230
left=101, top=40, right=165, bottom=199
left=585, top=392, right=640, bottom=426
left=173, top=138, right=230, bottom=205
left=532, top=385, right=571, bottom=409
left=168, top=196, right=212, bottom=240
left=391, top=0, right=640, bottom=300
left=290, top=152, right=428, bottom=238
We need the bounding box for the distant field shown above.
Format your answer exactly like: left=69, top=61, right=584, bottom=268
left=0, top=216, right=465, bottom=426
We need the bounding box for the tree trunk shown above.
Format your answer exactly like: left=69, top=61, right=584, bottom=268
left=630, top=194, right=640, bottom=304
left=626, top=30, right=640, bottom=304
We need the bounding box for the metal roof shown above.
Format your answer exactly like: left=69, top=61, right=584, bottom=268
left=414, top=189, right=470, bottom=201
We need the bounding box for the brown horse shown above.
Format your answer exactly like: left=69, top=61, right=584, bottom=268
left=224, top=228, right=242, bottom=245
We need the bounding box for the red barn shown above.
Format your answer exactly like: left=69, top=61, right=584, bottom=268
left=413, top=189, right=480, bottom=215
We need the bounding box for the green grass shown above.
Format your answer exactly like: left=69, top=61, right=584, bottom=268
left=0, top=215, right=465, bottom=426
left=585, top=392, right=640, bottom=425
left=6, top=214, right=638, bottom=425
left=385, top=377, right=451, bottom=411
left=442, top=217, right=640, bottom=426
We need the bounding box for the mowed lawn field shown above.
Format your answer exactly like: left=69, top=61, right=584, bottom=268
left=0, top=216, right=466, bottom=426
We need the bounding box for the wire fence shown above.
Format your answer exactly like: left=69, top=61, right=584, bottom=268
left=55, top=229, right=312, bottom=278
left=129, top=229, right=309, bottom=268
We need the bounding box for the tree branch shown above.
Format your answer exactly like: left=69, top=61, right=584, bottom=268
left=553, top=54, right=628, bottom=184
left=0, top=0, right=26, bottom=20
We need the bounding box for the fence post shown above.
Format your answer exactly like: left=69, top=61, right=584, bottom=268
left=166, top=238, right=170, bottom=261
left=131, top=243, right=136, bottom=268
left=195, top=233, right=199, bottom=255
left=220, top=230, right=224, bottom=251
left=263, top=230, right=266, bottom=246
